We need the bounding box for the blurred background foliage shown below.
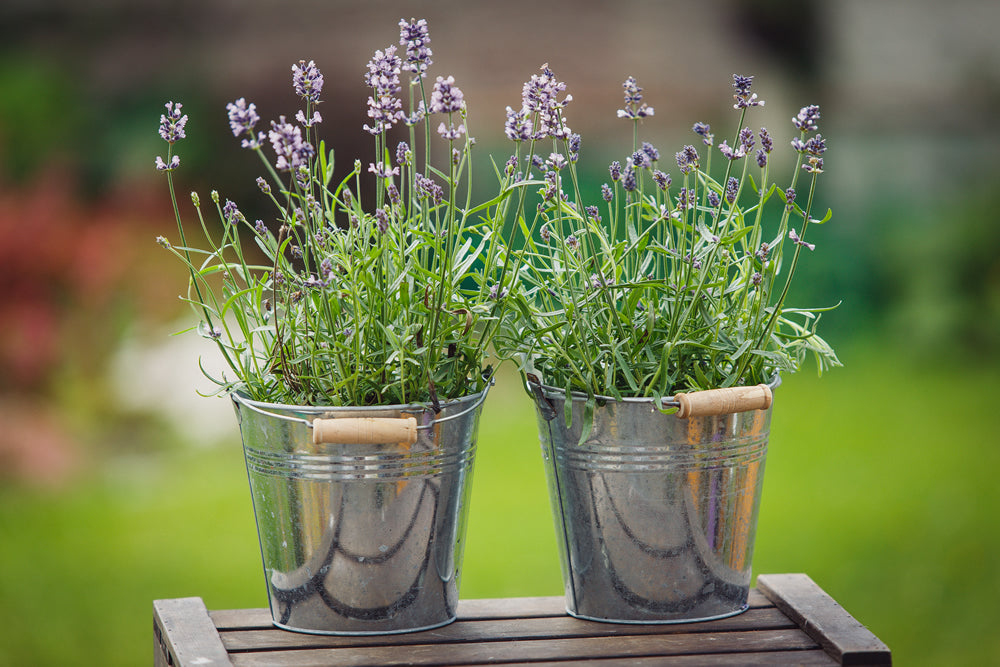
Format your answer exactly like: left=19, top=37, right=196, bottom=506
left=0, top=1, right=998, bottom=665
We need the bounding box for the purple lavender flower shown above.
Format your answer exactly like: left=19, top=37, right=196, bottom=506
left=363, top=46, right=403, bottom=135
left=396, top=141, right=410, bottom=165
left=676, top=145, right=699, bottom=174
left=437, top=121, right=465, bottom=140
left=803, top=134, right=827, bottom=156
left=759, top=127, right=773, bottom=153
left=732, top=74, right=764, bottom=109
left=707, top=190, right=721, bottom=209
left=789, top=228, right=815, bottom=250
left=718, top=140, right=746, bottom=161
left=255, top=219, right=267, bottom=234
left=540, top=224, right=550, bottom=242
left=292, top=60, right=324, bottom=103
left=226, top=98, right=264, bottom=149
left=751, top=271, right=762, bottom=286
left=693, top=122, right=713, bottom=147
left=803, top=156, right=824, bottom=174
left=601, top=183, right=613, bottom=202
left=223, top=199, right=243, bottom=225
left=428, top=75, right=464, bottom=114
left=565, top=234, right=579, bottom=251
left=568, top=133, right=581, bottom=162
left=622, top=161, right=637, bottom=192
left=504, top=106, right=531, bottom=142
left=489, top=283, right=507, bottom=300
left=756, top=242, right=770, bottom=261
left=617, top=76, right=654, bottom=120
left=386, top=183, right=400, bottom=205
left=269, top=116, right=314, bottom=172
left=159, top=101, right=188, bottom=143
left=155, top=155, right=180, bottom=171
left=546, top=153, right=567, bottom=171
left=793, top=105, right=820, bottom=132
left=785, top=188, right=797, bottom=208
left=676, top=187, right=695, bottom=212
left=295, top=109, right=322, bottom=128
left=368, top=161, right=400, bottom=179
left=256, top=176, right=271, bottom=194
left=725, top=176, right=739, bottom=204
left=521, top=64, right=572, bottom=140
left=756, top=150, right=767, bottom=168
left=399, top=18, right=433, bottom=78
left=652, top=170, right=670, bottom=191
left=504, top=154, right=518, bottom=177
left=609, top=160, right=622, bottom=182
left=739, top=127, right=755, bottom=153
left=642, top=142, right=660, bottom=163
left=374, top=207, right=390, bottom=234
left=415, top=174, right=444, bottom=204
left=585, top=205, right=600, bottom=221
left=631, top=149, right=650, bottom=170
left=541, top=171, right=559, bottom=202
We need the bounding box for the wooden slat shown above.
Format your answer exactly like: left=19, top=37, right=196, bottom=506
left=220, top=607, right=796, bottom=652
left=499, top=651, right=839, bottom=666
left=210, top=590, right=773, bottom=630
left=227, top=629, right=820, bottom=666
left=757, top=574, right=892, bottom=666
left=154, top=597, right=233, bottom=667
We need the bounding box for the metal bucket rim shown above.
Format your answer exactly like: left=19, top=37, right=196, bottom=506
left=232, top=379, right=492, bottom=429
left=527, top=374, right=781, bottom=407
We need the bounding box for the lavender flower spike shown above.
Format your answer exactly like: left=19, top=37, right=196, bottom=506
left=269, top=116, right=314, bottom=172
left=399, top=18, right=433, bottom=78
left=732, top=74, right=764, bottom=109
left=793, top=105, right=820, bottom=132
left=363, top=46, right=404, bottom=135
left=617, top=76, right=655, bottom=120
left=789, top=228, right=815, bottom=250
left=226, top=98, right=264, bottom=149
left=428, top=75, right=465, bottom=114
left=521, top=64, right=572, bottom=140
left=292, top=60, right=324, bottom=103
left=159, top=101, right=188, bottom=143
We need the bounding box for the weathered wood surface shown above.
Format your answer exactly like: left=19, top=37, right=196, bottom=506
left=154, top=597, right=232, bottom=667
left=758, top=573, right=892, bottom=666
left=155, top=575, right=891, bottom=666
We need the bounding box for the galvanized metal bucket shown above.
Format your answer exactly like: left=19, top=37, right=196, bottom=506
left=528, top=378, right=776, bottom=624
left=231, top=384, right=489, bottom=635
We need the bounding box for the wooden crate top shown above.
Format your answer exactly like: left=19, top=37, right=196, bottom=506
left=154, top=573, right=891, bottom=666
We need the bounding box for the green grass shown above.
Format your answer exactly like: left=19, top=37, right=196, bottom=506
left=0, top=344, right=998, bottom=665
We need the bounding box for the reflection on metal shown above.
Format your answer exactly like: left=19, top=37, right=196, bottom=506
left=232, top=386, right=487, bottom=635
left=530, top=381, right=771, bottom=624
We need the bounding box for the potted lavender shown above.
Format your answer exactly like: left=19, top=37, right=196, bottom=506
left=493, top=68, right=839, bottom=623
left=155, top=19, right=516, bottom=635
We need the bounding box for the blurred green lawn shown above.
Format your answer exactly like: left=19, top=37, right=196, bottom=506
left=1, top=343, right=998, bottom=666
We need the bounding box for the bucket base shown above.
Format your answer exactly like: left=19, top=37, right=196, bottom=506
left=272, top=615, right=456, bottom=636
left=565, top=603, right=748, bottom=625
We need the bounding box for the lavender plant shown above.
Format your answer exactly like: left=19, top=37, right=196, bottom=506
left=494, top=68, right=840, bottom=404
left=155, top=19, right=516, bottom=406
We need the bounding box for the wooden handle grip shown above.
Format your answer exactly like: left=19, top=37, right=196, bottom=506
left=675, top=384, right=773, bottom=419
left=311, top=417, right=418, bottom=445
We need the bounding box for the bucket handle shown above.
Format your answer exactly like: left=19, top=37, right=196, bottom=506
left=526, top=375, right=777, bottom=420
left=231, top=380, right=492, bottom=443
left=311, top=417, right=418, bottom=445
left=674, top=384, right=772, bottom=418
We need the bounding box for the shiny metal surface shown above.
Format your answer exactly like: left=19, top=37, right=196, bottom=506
left=232, top=387, right=486, bottom=635
left=531, top=383, right=771, bottom=624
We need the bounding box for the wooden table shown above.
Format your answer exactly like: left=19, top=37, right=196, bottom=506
left=154, top=573, right=890, bottom=666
